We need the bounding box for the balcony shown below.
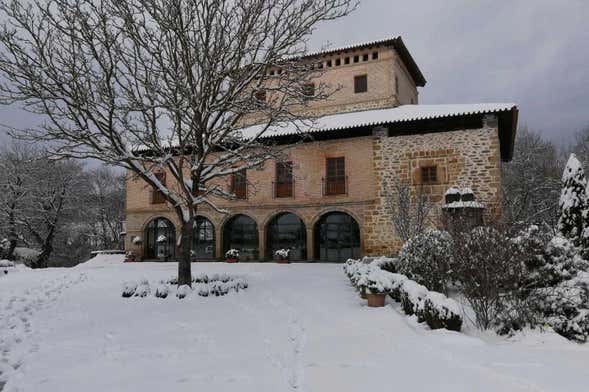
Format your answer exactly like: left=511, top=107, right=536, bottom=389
left=322, top=175, right=347, bottom=196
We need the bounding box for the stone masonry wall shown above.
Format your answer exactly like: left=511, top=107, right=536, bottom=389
left=363, top=119, right=502, bottom=256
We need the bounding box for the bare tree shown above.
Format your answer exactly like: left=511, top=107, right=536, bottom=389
left=0, top=0, right=357, bottom=284
left=86, top=166, right=125, bottom=250
left=383, top=179, right=433, bottom=242
left=502, top=127, right=562, bottom=228
left=20, top=159, right=86, bottom=268
left=0, top=142, right=35, bottom=259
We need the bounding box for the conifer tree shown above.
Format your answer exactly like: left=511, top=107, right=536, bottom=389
left=557, top=154, right=589, bottom=246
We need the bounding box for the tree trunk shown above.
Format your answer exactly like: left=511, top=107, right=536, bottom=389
left=177, top=217, right=194, bottom=286
left=7, top=204, right=17, bottom=260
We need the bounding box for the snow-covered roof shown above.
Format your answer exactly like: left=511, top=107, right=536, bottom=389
left=240, top=103, right=517, bottom=140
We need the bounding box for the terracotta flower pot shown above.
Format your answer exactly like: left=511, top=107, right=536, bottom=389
left=227, top=258, right=239, bottom=263
left=366, top=293, right=386, bottom=307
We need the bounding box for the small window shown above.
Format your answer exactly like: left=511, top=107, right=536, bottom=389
left=344, top=57, right=350, bottom=65
left=372, top=51, right=379, bottom=60
left=335, top=58, right=341, bottom=66
left=270, top=70, right=275, bottom=76
left=254, top=90, right=266, bottom=102
left=325, top=157, right=346, bottom=195
left=353, top=55, right=359, bottom=63
left=327, top=59, right=332, bottom=67
left=354, top=74, right=367, bottom=94
left=317, top=62, right=323, bottom=69
left=275, top=161, right=293, bottom=198
left=302, top=83, right=315, bottom=98
left=151, top=172, right=166, bottom=204
left=421, top=166, right=438, bottom=184
left=363, top=54, right=369, bottom=61
left=231, top=169, right=247, bottom=199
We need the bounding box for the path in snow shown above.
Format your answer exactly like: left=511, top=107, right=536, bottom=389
left=1, top=258, right=589, bottom=391
left=0, top=270, right=87, bottom=391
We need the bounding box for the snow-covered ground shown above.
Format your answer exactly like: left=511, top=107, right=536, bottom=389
left=1, top=255, right=588, bottom=391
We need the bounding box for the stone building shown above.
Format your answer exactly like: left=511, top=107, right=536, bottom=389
left=124, top=36, right=518, bottom=262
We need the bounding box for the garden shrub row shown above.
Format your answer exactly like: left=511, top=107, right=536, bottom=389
left=344, top=258, right=463, bottom=332
left=122, top=274, right=248, bottom=299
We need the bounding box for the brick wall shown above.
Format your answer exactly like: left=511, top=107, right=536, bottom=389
left=125, top=136, right=377, bottom=259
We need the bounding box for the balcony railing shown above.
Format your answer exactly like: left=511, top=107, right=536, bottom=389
left=322, top=175, right=347, bottom=196
left=273, top=179, right=294, bottom=198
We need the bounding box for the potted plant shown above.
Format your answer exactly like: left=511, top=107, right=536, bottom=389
left=124, top=251, right=136, bottom=263
left=365, top=270, right=392, bottom=307
left=225, top=249, right=240, bottom=263
left=275, top=249, right=290, bottom=263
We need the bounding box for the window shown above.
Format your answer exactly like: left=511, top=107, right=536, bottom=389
left=325, top=157, right=346, bottom=195
left=354, top=74, right=368, bottom=94
left=344, top=57, right=350, bottom=65
left=421, top=166, right=438, bottom=184
left=372, top=51, right=379, bottom=60
left=231, top=169, right=247, bottom=199
left=302, top=83, right=315, bottom=99
left=327, top=59, right=332, bottom=67
left=151, top=172, right=166, bottom=204
left=275, top=161, right=293, bottom=198
left=335, top=58, right=341, bottom=66
left=318, top=62, right=323, bottom=69
left=353, top=55, right=359, bottom=63
left=254, top=89, right=266, bottom=102
left=362, top=53, right=369, bottom=61
left=270, top=70, right=275, bottom=76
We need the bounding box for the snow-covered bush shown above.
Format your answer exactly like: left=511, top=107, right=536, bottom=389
left=134, top=279, right=151, bottom=297
left=155, top=284, right=170, bottom=298
left=370, top=256, right=399, bottom=273
left=343, top=258, right=463, bottom=331
left=0, top=259, right=15, bottom=268
left=225, top=249, right=239, bottom=259
left=399, top=279, right=428, bottom=316
left=421, top=292, right=463, bottom=331
left=122, top=281, right=138, bottom=298
left=275, top=249, right=290, bottom=259
left=398, top=230, right=454, bottom=294
left=176, top=284, right=191, bottom=299
left=124, top=274, right=248, bottom=299
left=557, top=154, right=589, bottom=249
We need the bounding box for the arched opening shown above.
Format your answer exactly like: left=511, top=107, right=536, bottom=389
left=266, top=212, right=307, bottom=261
left=144, top=217, right=176, bottom=261
left=314, top=212, right=360, bottom=262
left=223, top=214, right=259, bottom=261
left=192, top=216, right=216, bottom=260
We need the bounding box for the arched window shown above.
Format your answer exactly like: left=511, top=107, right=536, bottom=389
left=192, top=216, right=215, bottom=260
left=144, top=217, right=176, bottom=260
left=266, top=213, right=307, bottom=261
left=223, top=215, right=259, bottom=261
left=314, top=212, right=360, bottom=262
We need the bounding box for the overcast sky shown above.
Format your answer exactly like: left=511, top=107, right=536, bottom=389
left=0, top=0, right=587, bottom=146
